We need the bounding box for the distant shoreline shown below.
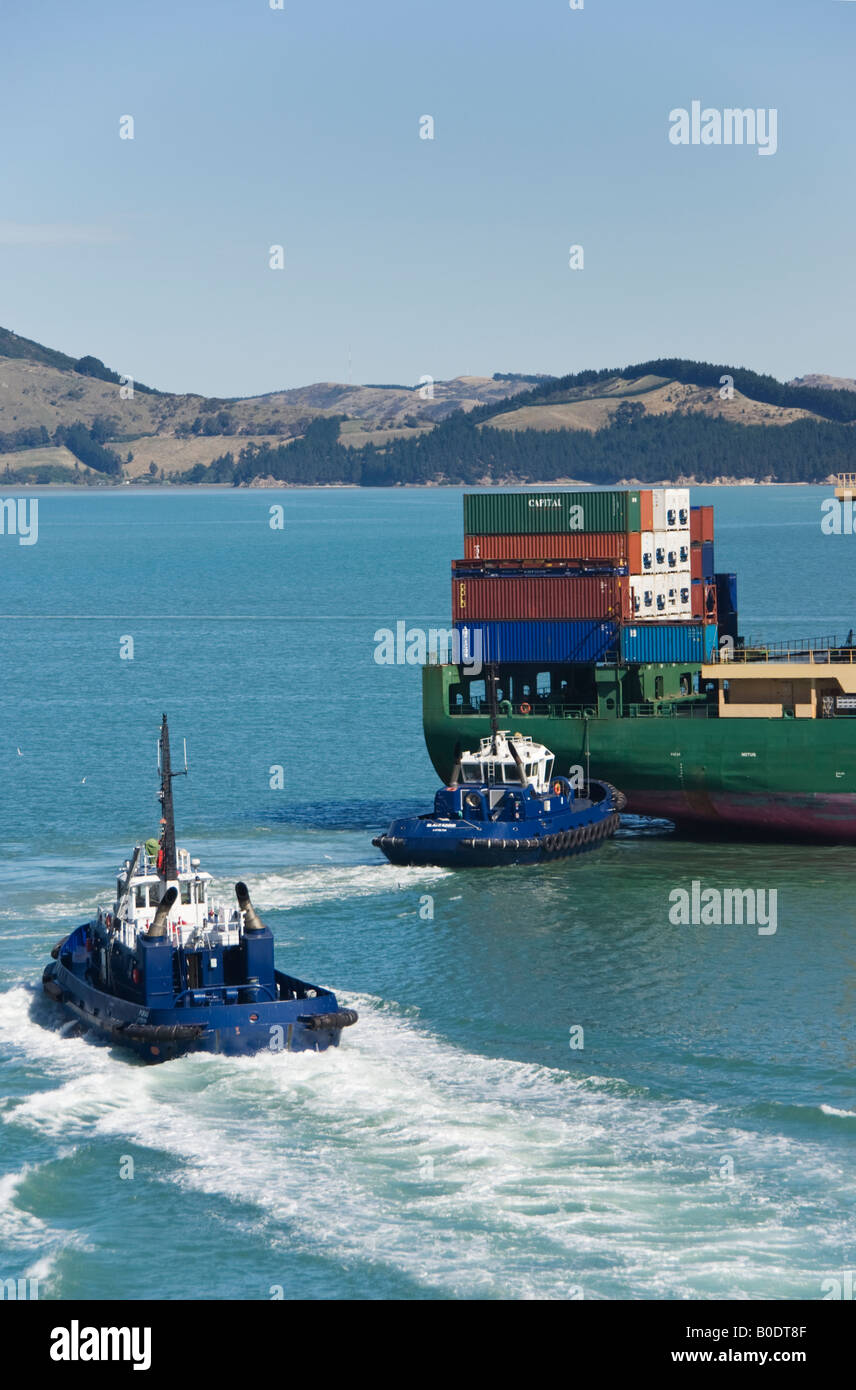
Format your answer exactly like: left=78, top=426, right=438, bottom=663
left=3, top=477, right=833, bottom=491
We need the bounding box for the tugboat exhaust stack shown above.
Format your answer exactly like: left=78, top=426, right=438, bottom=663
left=235, top=881, right=266, bottom=933
left=146, top=886, right=178, bottom=939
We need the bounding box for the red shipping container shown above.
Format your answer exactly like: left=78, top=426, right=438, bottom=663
left=453, top=574, right=629, bottom=623
left=690, top=506, right=715, bottom=544
left=639, top=489, right=654, bottom=532
left=627, top=532, right=642, bottom=574
left=690, top=579, right=718, bottom=621
left=463, top=532, right=629, bottom=562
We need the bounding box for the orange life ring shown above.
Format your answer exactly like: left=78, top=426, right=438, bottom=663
left=519, top=702, right=531, bottom=715
left=553, top=780, right=563, bottom=796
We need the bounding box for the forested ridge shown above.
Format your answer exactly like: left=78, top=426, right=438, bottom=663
left=183, top=358, right=856, bottom=487
left=3, top=347, right=855, bottom=485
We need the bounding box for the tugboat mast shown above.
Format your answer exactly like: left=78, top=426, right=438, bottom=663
left=157, top=713, right=186, bottom=881
left=486, top=663, right=500, bottom=752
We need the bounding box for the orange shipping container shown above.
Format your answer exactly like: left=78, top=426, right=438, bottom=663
left=463, top=532, right=629, bottom=562
left=690, top=505, right=715, bottom=545
left=690, top=580, right=718, bottom=621
left=453, top=574, right=629, bottom=623
left=627, top=531, right=642, bottom=573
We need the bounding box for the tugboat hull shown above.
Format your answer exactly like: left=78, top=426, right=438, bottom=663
left=42, top=956, right=357, bottom=1062
left=375, top=809, right=621, bottom=867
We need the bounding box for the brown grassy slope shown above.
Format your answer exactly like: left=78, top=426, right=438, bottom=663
left=484, top=378, right=824, bottom=433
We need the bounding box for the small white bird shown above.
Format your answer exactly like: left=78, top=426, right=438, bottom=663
left=16, top=748, right=22, bottom=756
left=81, top=777, right=87, bottom=785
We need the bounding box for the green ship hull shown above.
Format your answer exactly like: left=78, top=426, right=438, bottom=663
left=422, top=662, right=856, bottom=842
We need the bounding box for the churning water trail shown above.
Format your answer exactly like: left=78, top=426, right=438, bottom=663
left=1, top=981, right=852, bottom=1300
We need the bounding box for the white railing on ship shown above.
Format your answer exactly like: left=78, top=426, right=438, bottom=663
left=709, top=642, right=856, bottom=665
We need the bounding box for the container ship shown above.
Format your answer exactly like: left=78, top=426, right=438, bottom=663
left=422, top=485, right=856, bottom=842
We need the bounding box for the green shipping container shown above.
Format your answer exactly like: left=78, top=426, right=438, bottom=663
left=463, top=491, right=640, bottom=536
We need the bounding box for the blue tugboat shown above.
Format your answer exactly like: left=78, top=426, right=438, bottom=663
left=41, top=715, right=357, bottom=1062
left=373, top=672, right=625, bottom=868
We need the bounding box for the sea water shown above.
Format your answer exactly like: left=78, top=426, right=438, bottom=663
left=0, top=484, right=853, bottom=1301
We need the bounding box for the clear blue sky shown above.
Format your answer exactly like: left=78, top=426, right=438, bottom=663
left=0, top=0, right=853, bottom=396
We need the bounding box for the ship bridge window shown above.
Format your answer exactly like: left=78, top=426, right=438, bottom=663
left=135, top=885, right=148, bottom=907
left=462, top=760, right=481, bottom=781
left=193, top=881, right=206, bottom=904
left=180, top=881, right=192, bottom=905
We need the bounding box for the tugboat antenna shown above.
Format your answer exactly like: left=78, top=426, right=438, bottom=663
left=157, top=713, right=186, bottom=882
left=486, top=664, right=500, bottom=750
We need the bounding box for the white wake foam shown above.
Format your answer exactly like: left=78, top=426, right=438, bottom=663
left=3, top=984, right=854, bottom=1298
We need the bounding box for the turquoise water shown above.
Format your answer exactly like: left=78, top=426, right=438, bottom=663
left=1, top=484, right=854, bottom=1301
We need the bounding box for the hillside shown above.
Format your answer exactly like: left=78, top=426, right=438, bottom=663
left=1, top=328, right=855, bottom=485
left=0, top=326, right=551, bottom=482
left=790, top=373, right=856, bottom=393
left=485, top=376, right=823, bottom=434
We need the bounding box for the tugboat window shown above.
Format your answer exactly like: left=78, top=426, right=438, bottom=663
left=135, top=886, right=147, bottom=907
left=180, top=881, right=192, bottom=905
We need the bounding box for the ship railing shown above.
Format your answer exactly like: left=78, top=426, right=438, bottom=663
left=711, top=636, right=856, bottom=665
left=454, top=700, right=598, bottom=719
left=625, top=701, right=717, bottom=718
left=453, top=698, right=716, bottom=719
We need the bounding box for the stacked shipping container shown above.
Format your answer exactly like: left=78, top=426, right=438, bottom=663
left=453, top=489, right=719, bottom=666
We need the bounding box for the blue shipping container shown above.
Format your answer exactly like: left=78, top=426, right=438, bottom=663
left=715, top=572, right=738, bottom=617
left=454, top=620, right=618, bottom=665
left=701, top=541, right=715, bottom=580
left=619, top=622, right=719, bottom=664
